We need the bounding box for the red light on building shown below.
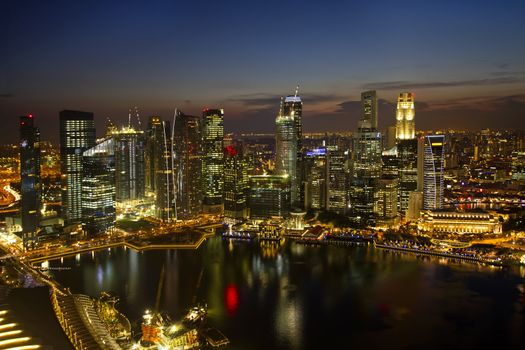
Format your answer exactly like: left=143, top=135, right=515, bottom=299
left=28, top=114, right=33, bottom=118
left=225, top=145, right=237, bottom=157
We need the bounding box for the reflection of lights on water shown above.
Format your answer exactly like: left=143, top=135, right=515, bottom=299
left=75, top=253, right=80, bottom=262
left=276, top=254, right=283, bottom=277
left=228, top=240, right=234, bottom=253
left=225, top=284, right=239, bottom=316
left=91, top=251, right=95, bottom=260
left=97, top=265, right=103, bottom=287
left=275, top=297, right=303, bottom=350
left=60, top=257, right=63, bottom=264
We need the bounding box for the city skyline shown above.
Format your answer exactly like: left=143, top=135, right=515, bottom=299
left=2, top=0, right=525, bottom=143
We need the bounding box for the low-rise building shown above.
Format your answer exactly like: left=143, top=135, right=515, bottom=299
left=418, top=210, right=502, bottom=235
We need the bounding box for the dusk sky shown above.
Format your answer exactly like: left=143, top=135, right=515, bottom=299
left=1, top=0, right=524, bottom=143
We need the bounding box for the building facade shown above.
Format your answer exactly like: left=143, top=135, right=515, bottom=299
left=202, top=108, right=224, bottom=213
left=82, top=139, right=116, bottom=235
left=223, top=140, right=249, bottom=222
left=327, top=146, right=347, bottom=214
left=275, top=98, right=299, bottom=206
left=60, top=110, right=96, bottom=223
left=303, top=148, right=327, bottom=210
left=374, top=177, right=398, bottom=226
left=282, top=95, right=303, bottom=207
left=361, top=90, right=378, bottom=129
left=395, top=92, right=415, bottom=140
left=350, top=125, right=382, bottom=221
left=155, top=120, right=176, bottom=222
left=109, top=126, right=145, bottom=203
left=418, top=210, right=502, bottom=235
left=145, top=116, right=163, bottom=194
left=249, top=175, right=291, bottom=220
left=19, top=115, right=41, bottom=246
left=174, top=111, right=202, bottom=218
left=397, top=139, right=418, bottom=214
left=423, top=135, right=445, bottom=210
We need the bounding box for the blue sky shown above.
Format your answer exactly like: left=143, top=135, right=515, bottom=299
left=1, top=0, right=524, bottom=141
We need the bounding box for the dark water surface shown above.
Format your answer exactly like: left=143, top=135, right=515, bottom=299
left=49, top=237, right=525, bottom=349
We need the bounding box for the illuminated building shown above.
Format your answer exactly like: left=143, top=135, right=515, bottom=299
left=350, top=93, right=382, bottom=222
left=303, top=147, right=327, bottom=210
left=282, top=94, right=304, bottom=207
left=407, top=190, right=423, bottom=221
left=174, top=111, right=202, bottom=218
left=60, top=110, right=96, bottom=223
left=19, top=114, right=40, bottom=247
left=361, top=90, right=378, bottom=129
left=145, top=116, right=163, bottom=194
left=223, top=139, right=249, bottom=221
left=249, top=174, right=291, bottom=220
left=381, top=147, right=399, bottom=177
left=275, top=96, right=299, bottom=206
left=418, top=210, right=502, bottom=235
left=145, top=115, right=176, bottom=221
left=155, top=120, right=176, bottom=221
left=202, top=108, right=224, bottom=213
left=511, top=151, right=525, bottom=181
left=423, top=135, right=445, bottom=210
left=395, top=92, right=415, bottom=140
left=108, top=125, right=145, bottom=203
left=374, top=177, right=398, bottom=226
left=327, top=146, right=347, bottom=214
left=397, top=139, right=418, bottom=214
left=82, top=138, right=116, bottom=235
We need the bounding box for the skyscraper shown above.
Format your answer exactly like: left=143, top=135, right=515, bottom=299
left=109, top=126, right=146, bottom=203
left=249, top=174, right=291, bottom=220
left=174, top=111, right=202, bottom=218
left=223, top=139, right=249, bottom=222
left=327, top=146, right=347, bottom=214
left=350, top=92, right=382, bottom=222
left=282, top=94, right=303, bottom=206
left=303, top=147, right=328, bottom=210
left=423, top=135, right=445, bottom=210
left=361, top=90, right=378, bottom=129
left=350, top=129, right=382, bottom=220
left=19, top=115, right=40, bottom=247
left=155, top=120, right=176, bottom=221
left=396, top=92, right=415, bottom=140
left=60, top=110, right=96, bottom=223
left=202, top=108, right=224, bottom=213
left=275, top=97, right=299, bottom=206
left=145, top=116, right=163, bottom=194
left=82, top=138, right=116, bottom=235
left=397, top=139, right=418, bottom=214
left=374, top=177, right=398, bottom=226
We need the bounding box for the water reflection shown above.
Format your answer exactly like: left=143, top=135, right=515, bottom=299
left=49, top=237, right=525, bottom=349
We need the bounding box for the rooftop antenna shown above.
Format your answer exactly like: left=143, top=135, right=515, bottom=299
left=128, top=108, right=132, bottom=128
left=294, top=84, right=299, bottom=98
